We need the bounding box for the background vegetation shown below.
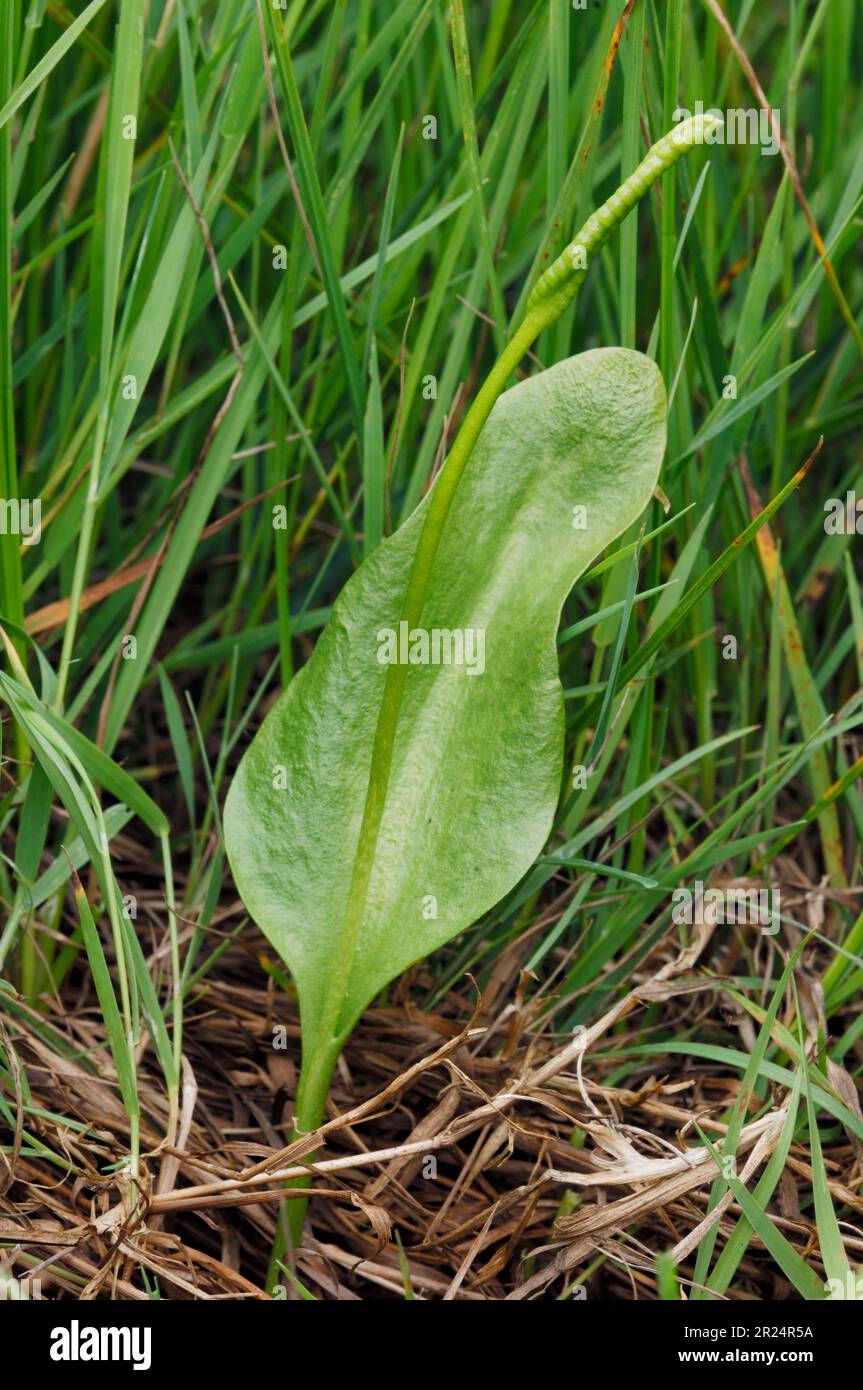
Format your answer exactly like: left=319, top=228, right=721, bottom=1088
left=1, top=0, right=862, bottom=1300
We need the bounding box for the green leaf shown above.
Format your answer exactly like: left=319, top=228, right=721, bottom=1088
left=0, top=672, right=168, bottom=837
left=72, top=877, right=139, bottom=1126
left=697, top=1126, right=826, bottom=1301
left=803, top=1053, right=854, bottom=1286
left=225, top=346, right=666, bottom=1101
left=0, top=0, right=109, bottom=132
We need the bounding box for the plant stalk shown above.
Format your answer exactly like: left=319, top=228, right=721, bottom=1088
left=266, top=1039, right=341, bottom=1288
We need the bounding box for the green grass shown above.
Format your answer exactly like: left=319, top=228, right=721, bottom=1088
left=1, top=0, right=863, bottom=1301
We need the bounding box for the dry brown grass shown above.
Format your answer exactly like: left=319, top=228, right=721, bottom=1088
left=3, top=852, right=861, bottom=1300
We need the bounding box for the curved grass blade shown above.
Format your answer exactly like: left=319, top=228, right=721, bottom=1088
left=0, top=0, right=108, bottom=132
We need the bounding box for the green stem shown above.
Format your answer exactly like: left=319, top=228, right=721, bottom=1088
left=266, top=1039, right=340, bottom=1288
left=0, top=2, right=21, bottom=639
left=660, top=0, right=684, bottom=392
left=0, top=1, right=26, bottom=786
left=161, top=833, right=182, bottom=1081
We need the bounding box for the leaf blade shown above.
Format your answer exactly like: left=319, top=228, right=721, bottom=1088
left=225, top=348, right=666, bottom=1063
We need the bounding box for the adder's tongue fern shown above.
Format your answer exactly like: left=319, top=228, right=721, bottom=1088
left=329, top=114, right=722, bottom=1048
left=224, top=113, right=719, bottom=1253
left=526, top=113, right=724, bottom=329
